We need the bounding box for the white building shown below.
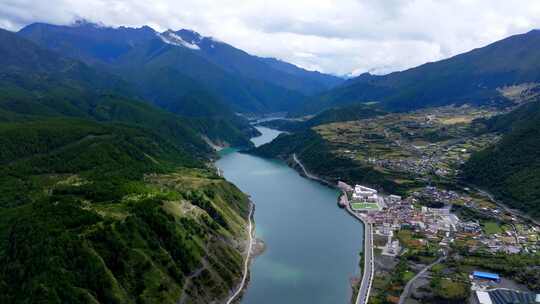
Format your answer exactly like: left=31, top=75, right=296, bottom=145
left=352, top=185, right=378, bottom=202
left=474, top=291, right=492, bottom=304
left=382, top=239, right=401, bottom=256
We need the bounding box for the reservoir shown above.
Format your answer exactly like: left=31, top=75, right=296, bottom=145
left=216, top=127, right=364, bottom=304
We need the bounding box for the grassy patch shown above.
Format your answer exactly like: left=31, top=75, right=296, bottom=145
left=482, top=221, right=502, bottom=235
left=435, top=278, right=470, bottom=301
left=402, top=271, right=415, bottom=282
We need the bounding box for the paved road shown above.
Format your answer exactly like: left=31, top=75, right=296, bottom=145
left=292, top=153, right=330, bottom=185
left=397, top=256, right=444, bottom=304
left=346, top=205, right=374, bottom=304
left=225, top=203, right=254, bottom=304
left=475, top=187, right=540, bottom=226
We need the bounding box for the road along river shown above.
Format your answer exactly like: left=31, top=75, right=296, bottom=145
left=216, top=127, right=364, bottom=304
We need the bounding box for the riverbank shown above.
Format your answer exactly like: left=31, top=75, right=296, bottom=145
left=291, top=153, right=334, bottom=187
left=216, top=126, right=364, bottom=304
left=225, top=202, right=255, bottom=304
left=291, top=152, right=372, bottom=304
left=345, top=206, right=374, bottom=304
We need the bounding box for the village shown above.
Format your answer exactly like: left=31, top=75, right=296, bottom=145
left=339, top=182, right=539, bottom=256
left=312, top=105, right=540, bottom=302
left=317, top=105, right=503, bottom=190
left=362, top=132, right=500, bottom=181
left=338, top=182, right=540, bottom=304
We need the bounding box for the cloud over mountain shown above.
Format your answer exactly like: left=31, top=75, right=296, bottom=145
left=2, top=0, right=540, bottom=75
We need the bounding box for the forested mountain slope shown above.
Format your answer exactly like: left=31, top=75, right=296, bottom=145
left=162, top=29, right=343, bottom=95
left=19, top=21, right=343, bottom=114
left=259, top=103, right=386, bottom=132
left=300, top=30, right=540, bottom=114
left=249, top=129, right=406, bottom=194
left=0, top=119, right=251, bottom=303
left=0, top=27, right=253, bottom=304
left=462, top=101, right=540, bottom=218
left=0, top=28, right=252, bottom=147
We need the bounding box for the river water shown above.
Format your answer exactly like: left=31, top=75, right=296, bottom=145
left=216, top=127, right=364, bottom=304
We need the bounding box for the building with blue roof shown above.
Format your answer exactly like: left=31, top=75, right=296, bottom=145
left=473, top=271, right=501, bottom=282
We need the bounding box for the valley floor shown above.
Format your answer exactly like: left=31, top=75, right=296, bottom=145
left=254, top=105, right=540, bottom=304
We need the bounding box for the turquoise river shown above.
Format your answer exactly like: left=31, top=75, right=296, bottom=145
left=216, top=126, right=364, bottom=304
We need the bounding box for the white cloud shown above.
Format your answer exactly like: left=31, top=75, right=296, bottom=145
left=1, top=0, right=540, bottom=75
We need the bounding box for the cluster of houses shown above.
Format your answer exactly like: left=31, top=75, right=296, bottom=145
left=341, top=182, right=540, bottom=256
left=454, top=222, right=531, bottom=255
left=338, top=180, right=540, bottom=303
left=349, top=186, right=455, bottom=236
left=339, top=183, right=460, bottom=256
left=412, top=186, right=461, bottom=205
left=367, top=157, right=452, bottom=178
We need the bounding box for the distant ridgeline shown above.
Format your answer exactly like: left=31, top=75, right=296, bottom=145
left=296, top=29, right=540, bottom=115
left=0, top=27, right=256, bottom=303
left=462, top=100, right=540, bottom=219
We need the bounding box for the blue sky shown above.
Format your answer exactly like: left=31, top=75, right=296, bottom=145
left=2, top=0, right=540, bottom=76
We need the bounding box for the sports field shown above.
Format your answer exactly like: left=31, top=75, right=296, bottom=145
left=351, top=202, right=379, bottom=211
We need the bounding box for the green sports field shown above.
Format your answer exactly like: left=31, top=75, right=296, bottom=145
left=351, top=202, right=379, bottom=210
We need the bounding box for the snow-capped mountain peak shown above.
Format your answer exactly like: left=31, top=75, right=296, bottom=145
left=158, top=30, right=200, bottom=50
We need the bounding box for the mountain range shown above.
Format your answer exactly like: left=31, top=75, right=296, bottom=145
left=18, top=20, right=343, bottom=115
left=0, top=25, right=256, bottom=303
left=18, top=20, right=540, bottom=120
left=299, top=29, right=540, bottom=114
left=0, top=27, right=253, bottom=151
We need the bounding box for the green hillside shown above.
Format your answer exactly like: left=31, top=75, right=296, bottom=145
left=249, top=129, right=405, bottom=194
left=0, top=119, right=251, bottom=303
left=107, top=37, right=305, bottom=114
left=462, top=101, right=540, bottom=218
left=0, top=27, right=253, bottom=303
left=259, top=103, right=386, bottom=132
left=0, top=119, right=200, bottom=207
